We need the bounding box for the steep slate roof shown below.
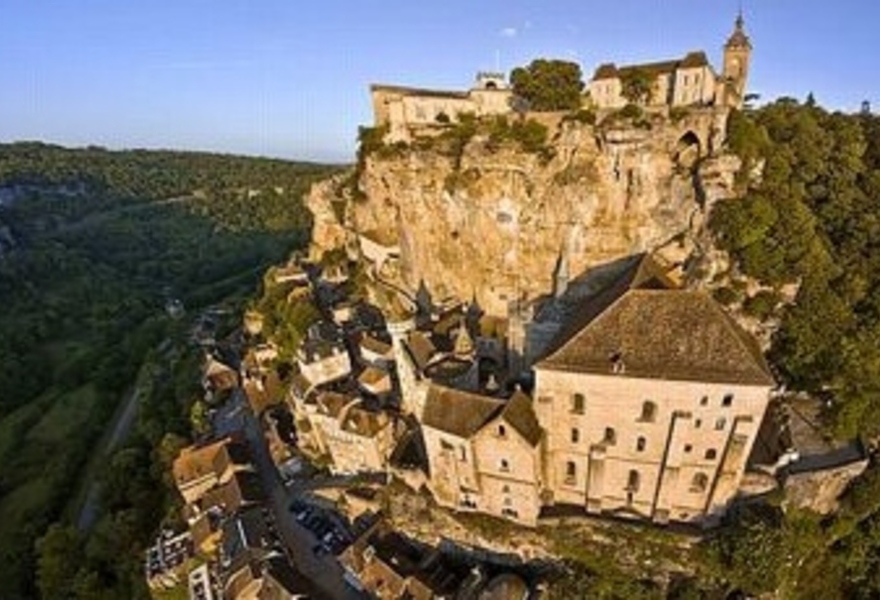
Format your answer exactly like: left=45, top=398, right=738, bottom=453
left=593, top=51, right=710, bottom=81
left=370, top=83, right=470, bottom=100
left=540, top=253, right=678, bottom=358
left=500, top=390, right=542, bottom=447
left=422, top=384, right=504, bottom=439
left=406, top=331, right=439, bottom=372
left=538, top=289, right=774, bottom=386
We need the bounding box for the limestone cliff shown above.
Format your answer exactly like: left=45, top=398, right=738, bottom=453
left=308, top=108, right=740, bottom=316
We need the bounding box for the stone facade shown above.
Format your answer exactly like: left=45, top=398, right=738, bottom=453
left=534, top=372, right=769, bottom=525
left=301, top=393, right=397, bottom=475
left=588, top=15, right=752, bottom=110
left=371, top=72, right=511, bottom=142
left=421, top=386, right=543, bottom=526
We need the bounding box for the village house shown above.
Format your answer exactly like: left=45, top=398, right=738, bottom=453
left=358, top=333, right=394, bottom=367
left=296, top=336, right=352, bottom=389
left=303, top=392, right=398, bottom=475
left=203, top=355, right=240, bottom=399
left=420, top=384, right=544, bottom=526
left=172, top=437, right=252, bottom=505
left=340, top=520, right=477, bottom=599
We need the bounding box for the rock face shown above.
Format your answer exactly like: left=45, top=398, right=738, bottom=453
left=309, top=108, right=739, bottom=316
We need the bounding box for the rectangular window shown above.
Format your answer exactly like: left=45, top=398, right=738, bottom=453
left=715, top=417, right=727, bottom=431
left=571, top=428, right=580, bottom=444
left=565, top=461, right=576, bottom=484
left=722, top=394, right=734, bottom=407
left=459, top=446, right=467, bottom=462
left=572, top=394, right=585, bottom=414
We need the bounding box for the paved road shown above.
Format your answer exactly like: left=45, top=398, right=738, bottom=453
left=228, top=390, right=368, bottom=600
left=76, top=385, right=142, bottom=531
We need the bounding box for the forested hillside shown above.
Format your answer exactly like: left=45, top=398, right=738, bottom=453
left=0, top=142, right=339, bottom=597
left=703, top=100, right=880, bottom=598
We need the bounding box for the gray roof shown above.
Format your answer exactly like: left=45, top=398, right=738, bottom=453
left=422, top=384, right=504, bottom=439
left=592, top=51, right=710, bottom=81
left=538, top=289, right=774, bottom=387
left=500, top=390, right=542, bottom=447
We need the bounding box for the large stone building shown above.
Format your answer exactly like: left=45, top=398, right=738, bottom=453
left=587, top=13, right=752, bottom=110
left=532, top=256, right=774, bottom=526
left=371, top=72, right=511, bottom=142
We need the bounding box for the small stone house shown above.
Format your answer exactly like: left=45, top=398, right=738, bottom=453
left=306, top=393, right=397, bottom=475
left=172, top=437, right=251, bottom=505
left=296, top=338, right=352, bottom=388
left=421, top=384, right=543, bottom=526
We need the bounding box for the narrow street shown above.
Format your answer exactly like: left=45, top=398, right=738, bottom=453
left=227, top=389, right=368, bottom=600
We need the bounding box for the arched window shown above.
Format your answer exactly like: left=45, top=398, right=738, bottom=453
left=636, top=436, right=647, bottom=452
left=705, top=448, right=717, bottom=460
left=500, top=459, right=510, bottom=472
left=572, top=394, right=585, bottom=414
left=604, top=427, right=617, bottom=445
left=627, top=470, right=640, bottom=492
left=691, top=473, right=709, bottom=493
left=571, top=428, right=580, bottom=443
left=640, top=401, right=657, bottom=422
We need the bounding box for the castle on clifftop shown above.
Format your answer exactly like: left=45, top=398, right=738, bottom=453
left=370, top=13, right=751, bottom=141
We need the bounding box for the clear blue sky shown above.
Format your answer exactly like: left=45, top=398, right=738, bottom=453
left=1, top=0, right=877, bottom=163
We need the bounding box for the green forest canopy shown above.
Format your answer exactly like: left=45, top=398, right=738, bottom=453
left=710, top=100, right=880, bottom=441
left=0, top=142, right=339, bottom=598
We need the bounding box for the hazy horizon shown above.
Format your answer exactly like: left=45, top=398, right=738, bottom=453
left=3, top=0, right=878, bottom=163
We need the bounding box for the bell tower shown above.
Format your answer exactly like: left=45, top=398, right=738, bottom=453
left=722, top=10, right=752, bottom=108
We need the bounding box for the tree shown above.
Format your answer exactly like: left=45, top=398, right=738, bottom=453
left=510, top=59, right=584, bottom=112
left=620, top=68, right=653, bottom=105
left=36, top=524, right=83, bottom=599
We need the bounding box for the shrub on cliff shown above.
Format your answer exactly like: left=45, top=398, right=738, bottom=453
left=510, top=59, right=584, bottom=112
